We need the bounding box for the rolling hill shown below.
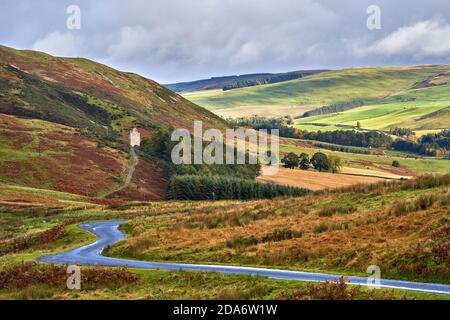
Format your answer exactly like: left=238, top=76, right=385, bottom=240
left=0, top=47, right=449, bottom=301
left=293, top=81, right=450, bottom=133
left=0, top=45, right=227, bottom=200
left=0, top=45, right=226, bottom=134
left=165, top=70, right=327, bottom=93
left=183, top=66, right=450, bottom=133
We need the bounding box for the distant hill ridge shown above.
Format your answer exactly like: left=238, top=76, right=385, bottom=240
left=165, top=69, right=328, bottom=93
left=182, top=65, right=450, bottom=131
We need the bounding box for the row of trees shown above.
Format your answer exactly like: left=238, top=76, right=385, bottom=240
left=300, top=130, right=392, bottom=148
left=282, top=152, right=342, bottom=173
left=227, top=115, right=293, bottom=129
left=140, top=127, right=261, bottom=180
left=389, top=127, right=415, bottom=137
left=141, top=127, right=308, bottom=201
left=222, top=72, right=303, bottom=91
left=391, top=130, right=450, bottom=156
left=301, top=101, right=365, bottom=118
left=420, top=130, right=450, bottom=149
left=228, top=116, right=393, bottom=148
left=166, top=175, right=308, bottom=200
left=229, top=116, right=449, bottom=157
left=308, top=141, right=372, bottom=155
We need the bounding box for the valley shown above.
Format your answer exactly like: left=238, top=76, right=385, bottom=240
left=1, top=175, right=449, bottom=299
left=0, top=45, right=448, bottom=301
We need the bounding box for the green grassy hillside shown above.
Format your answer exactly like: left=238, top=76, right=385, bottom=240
left=294, top=83, right=450, bottom=132
left=165, top=70, right=327, bottom=93
left=184, top=66, right=450, bottom=132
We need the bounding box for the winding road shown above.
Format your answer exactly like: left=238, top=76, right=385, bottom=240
left=38, top=220, right=450, bottom=295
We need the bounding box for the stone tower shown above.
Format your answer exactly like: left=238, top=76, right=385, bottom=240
left=129, top=128, right=141, bottom=147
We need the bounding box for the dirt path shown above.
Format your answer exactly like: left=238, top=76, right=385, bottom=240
left=101, top=147, right=139, bottom=198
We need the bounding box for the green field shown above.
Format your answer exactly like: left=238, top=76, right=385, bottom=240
left=280, top=138, right=450, bottom=175
left=294, top=84, right=450, bottom=131
left=184, top=65, right=450, bottom=132
left=185, top=66, right=449, bottom=109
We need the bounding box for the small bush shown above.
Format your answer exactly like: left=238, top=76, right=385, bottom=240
left=226, top=236, right=259, bottom=249
left=390, top=200, right=410, bottom=216
left=0, top=262, right=138, bottom=290
left=226, top=228, right=302, bottom=248
left=261, top=228, right=302, bottom=243
left=392, top=160, right=401, bottom=168
left=317, top=204, right=357, bottom=217
left=390, top=194, right=438, bottom=216
left=313, top=223, right=329, bottom=233
left=416, top=194, right=436, bottom=210
left=260, top=246, right=310, bottom=265
left=0, top=220, right=76, bottom=257
left=110, top=175, right=124, bottom=184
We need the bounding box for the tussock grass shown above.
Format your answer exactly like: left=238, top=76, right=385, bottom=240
left=317, top=204, right=357, bottom=217
left=106, top=174, right=450, bottom=283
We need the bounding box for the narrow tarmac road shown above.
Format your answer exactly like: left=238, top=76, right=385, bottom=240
left=38, top=220, right=450, bottom=295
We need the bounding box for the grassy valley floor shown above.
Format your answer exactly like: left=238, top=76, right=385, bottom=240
left=102, top=175, right=450, bottom=285
left=0, top=176, right=449, bottom=299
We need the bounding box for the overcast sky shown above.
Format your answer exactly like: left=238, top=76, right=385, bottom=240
left=2, top=0, right=450, bottom=83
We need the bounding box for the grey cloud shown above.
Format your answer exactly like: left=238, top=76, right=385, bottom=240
left=355, top=20, right=450, bottom=59
left=1, top=0, right=450, bottom=83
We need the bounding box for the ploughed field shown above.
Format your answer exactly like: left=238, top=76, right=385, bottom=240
left=256, top=167, right=386, bottom=191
